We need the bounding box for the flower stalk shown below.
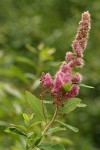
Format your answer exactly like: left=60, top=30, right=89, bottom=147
left=42, top=106, right=59, bottom=136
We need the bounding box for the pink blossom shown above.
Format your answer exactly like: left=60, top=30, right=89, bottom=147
left=42, top=73, right=53, bottom=86
left=69, top=57, right=84, bottom=68
left=72, top=41, right=83, bottom=57
left=66, top=52, right=76, bottom=60
left=70, top=84, right=80, bottom=96
left=66, top=85, right=80, bottom=99
left=60, top=62, right=72, bottom=74
left=53, top=74, right=64, bottom=92
left=56, top=71, right=71, bottom=84
left=72, top=73, right=83, bottom=83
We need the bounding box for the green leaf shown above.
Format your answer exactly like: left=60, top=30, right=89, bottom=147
left=30, top=121, right=42, bottom=128
left=51, top=136, right=73, bottom=145
left=70, top=53, right=76, bottom=56
left=60, top=98, right=81, bottom=114
left=77, top=103, right=87, bottom=107
left=34, top=133, right=42, bottom=146
left=46, top=127, right=66, bottom=135
left=22, top=113, right=30, bottom=125
left=0, top=121, right=8, bottom=127
left=31, top=79, right=40, bottom=90
left=38, top=143, right=65, bottom=150
left=56, top=120, right=79, bottom=132
left=10, top=65, right=29, bottom=83
left=5, top=127, right=27, bottom=137
left=29, top=113, right=35, bottom=120
left=27, top=132, right=34, bottom=138
left=3, top=83, right=23, bottom=99
left=13, top=125, right=27, bottom=132
left=63, top=82, right=72, bottom=92
left=16, top=56, right=35, bottom=68
left=79, top=83, right=94, bottom=89
left=8, top=124, right=27, bottom=132
left=26, top=91, right=47, bottom=122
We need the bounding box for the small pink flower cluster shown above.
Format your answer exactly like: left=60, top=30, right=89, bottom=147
left=40, top=11, right=91, bottom=106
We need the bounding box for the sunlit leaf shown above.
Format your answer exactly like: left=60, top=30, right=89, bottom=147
left=29, top=113, right=35, bottom=120
left=39, top=47, right=55, bottom=62
left=22, top=113, right=30, bottom=125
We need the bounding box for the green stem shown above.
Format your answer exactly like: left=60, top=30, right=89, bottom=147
left=42, top=106, right=59, bottom=136
left=32, top=106, right=59, bottom=148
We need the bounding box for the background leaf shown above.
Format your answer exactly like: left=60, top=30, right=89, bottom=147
left=34, top=133, right=42, bottom=146
left=5, top=127, right=27, bottom=137
left=22, top=113, right=30, bottom=125
left=38, top=143, right=65, bottom=150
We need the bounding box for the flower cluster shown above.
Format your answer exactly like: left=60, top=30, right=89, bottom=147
left=40, top=11, right=91, bottom=106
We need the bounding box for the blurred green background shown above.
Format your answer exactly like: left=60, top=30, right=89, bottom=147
left=0, top=0, right=100, bottom=150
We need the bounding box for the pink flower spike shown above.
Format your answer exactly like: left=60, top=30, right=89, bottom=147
left=72, top=11, right=91, bottom=56
left=40, top=11, right=91, bottom=106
